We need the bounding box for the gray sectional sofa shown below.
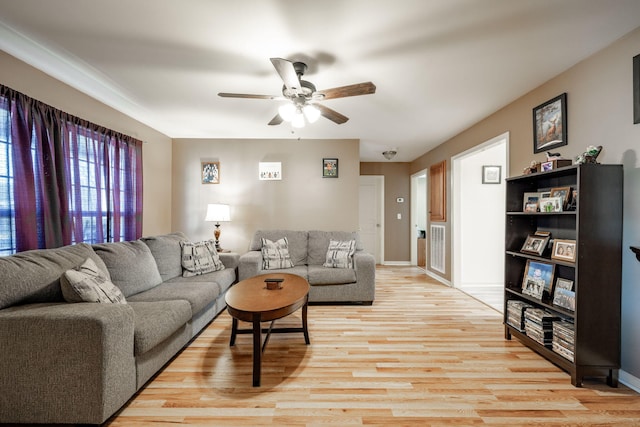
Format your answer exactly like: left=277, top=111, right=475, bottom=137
left=238, top=230, right=375, bottom=304
left=0, top=232, right=238, bottom=425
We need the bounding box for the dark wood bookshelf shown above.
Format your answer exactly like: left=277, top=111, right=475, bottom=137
left=504, top=164, right=622, bottom=387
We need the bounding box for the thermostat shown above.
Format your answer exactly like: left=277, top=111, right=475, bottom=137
left=396, top=197, right=404, bottom=203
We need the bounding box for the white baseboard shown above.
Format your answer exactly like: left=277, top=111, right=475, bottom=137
left=382, top=261, right=411, bottom=266
left=620, top=370, right=640, bottom=393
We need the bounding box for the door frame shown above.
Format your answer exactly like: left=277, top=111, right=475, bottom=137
left=410, top=169, right=428, bottom=266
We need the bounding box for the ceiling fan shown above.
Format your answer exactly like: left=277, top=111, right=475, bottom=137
left=218, top=58, right=376, bottom=128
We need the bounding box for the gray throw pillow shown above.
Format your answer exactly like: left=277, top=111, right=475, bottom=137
left=60, top=257, right=127, bottom=304
left=261, top=237, right=294, bottom=270
left=180, top=239, right=225, bottom=277
left=323, top=239, right=356, bottom=269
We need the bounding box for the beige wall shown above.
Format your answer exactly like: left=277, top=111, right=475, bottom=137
left=0, top=51, right=173, bottom=236
left=411, top=27, right=640, bottom=381
left=360, top=162, right=411, bottom=262
left=172, top=138, right=360, bottom=253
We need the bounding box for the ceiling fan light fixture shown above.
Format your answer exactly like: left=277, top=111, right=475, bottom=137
left=278, top=103, right=296, bottom=122
left=303, top=104, right=320, bottom=123
left=291, top=110, right=305, bottom=128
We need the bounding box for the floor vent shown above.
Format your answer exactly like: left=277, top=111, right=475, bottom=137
left=430, top=224, right=445, bottom=273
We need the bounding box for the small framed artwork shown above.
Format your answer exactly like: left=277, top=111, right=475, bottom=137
left=550, top=186, right=572, bottom=209
left=323, top=158, right=338, bottom=178
left=523, top=192, right=540, bottom=212
left=541, top=161, right=554, bottom=172
left=539, top=196, right=564, bottom=212
left=201, top=161, right=220, bottom=184
left=482, top=165, right=501, bottom=184
left=533, top=93, right=567, bottom=154
left=520, top=233, right=550, bottom=256
left=551, top=239, right=577, bottom=262
left=259, top=162, right=282, bottom=180
left=521, top=259, right=555, bottom=299
left=553, top=286, right=576, bottom=311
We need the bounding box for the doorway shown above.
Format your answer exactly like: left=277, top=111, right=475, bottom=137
left=359, top=175, right=384, bottom=264
left=452, top=133, right=508, bottom=312
left=411, top=170, right=427, bottom=267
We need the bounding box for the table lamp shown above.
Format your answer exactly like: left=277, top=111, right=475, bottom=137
left=204, top=203, right=231, bottom=250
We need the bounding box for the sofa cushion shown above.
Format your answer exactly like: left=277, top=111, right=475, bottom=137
left=127, top=279, right=221, bottom=316
left=308, top=265, right=357, bottom=285
left=323, top=239, right=357, bottom=269
left=141, top=232, right=188, bottom=281
left=250, top=230, right=308, bottom=265
left=60, top=257, right=127, bottom=304
left=307, top=230, right=362, bottom=265
left=0, top=243, right=108, bottom=310
left=261, top=237, right=294, bottom=270
left=92, top=241, right=163, bottom=297
left=180, top=240, right=224, bottom=277
left=257, top=265, right=309, bottom=280
left=128, top=301, right=191, bottom=356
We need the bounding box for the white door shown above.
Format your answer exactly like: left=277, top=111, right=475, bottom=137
left=359, top=176, right=384, bottom=264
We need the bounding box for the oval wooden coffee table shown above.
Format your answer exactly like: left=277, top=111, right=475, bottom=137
left=225, top=273, right=310, bottom=386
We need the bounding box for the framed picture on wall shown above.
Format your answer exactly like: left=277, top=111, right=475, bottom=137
left=259, top=162, right=282, bottom=180
left=533, top=93, right=567, bottom=154
left=482, top=165, right=501, bottom=184
left=201, top=161, right=219, bottom=184
left=322, top=158, right=339, bottom=178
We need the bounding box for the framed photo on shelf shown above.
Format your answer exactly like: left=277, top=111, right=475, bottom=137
left=322, top=158, right=338, bottom=178
left=539, top=196, right=564, bottom=212
left=533, top=92, right=567, bottom=154
left=201, top=161, right=220, bottom=184
left=551, top=239, right=577, bottom=262
left=550, top=186, right=572, bottom=209
left=522, top=259, right=555, bottom=299
left=482, top=165, right=501, bottom=184
left=553, top=287, right=576, bottom=311
left=555, top=277, right=574, bottom=291
left=522, top=192, right=540, bottom=212
left=520, top=233, right=550, bottom=256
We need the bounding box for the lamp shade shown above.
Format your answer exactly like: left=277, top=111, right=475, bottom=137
left=205, top=204, right=231, bottom=222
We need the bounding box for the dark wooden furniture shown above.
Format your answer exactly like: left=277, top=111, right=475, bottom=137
left=417, top=237, right=426, bottom=267
left=503, top=164, right=622, bottom=387
left=225, top=273, right=310, bottom=386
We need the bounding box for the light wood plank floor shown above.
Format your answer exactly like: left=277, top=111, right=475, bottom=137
left=106, top=266, right=640, bottom=426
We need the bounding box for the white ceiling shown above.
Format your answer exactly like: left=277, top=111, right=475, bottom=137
left=1, top=0, right=639, bottom=162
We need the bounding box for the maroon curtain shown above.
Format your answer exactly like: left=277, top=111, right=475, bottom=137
left=1, top=85, right=143, bottom=252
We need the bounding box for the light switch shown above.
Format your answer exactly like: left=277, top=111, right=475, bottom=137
left=397, top=213, right=402, bottom=219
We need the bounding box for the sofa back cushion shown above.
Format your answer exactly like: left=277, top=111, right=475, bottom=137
left=141, top=232, right=188, bottom=281
left=307, top=230, right=362, bottom=266
left=250, top=230, right=308, bottom=266
left=0, top=243, right=106, bottom=309
left=92, top=240, right=163, bottom=297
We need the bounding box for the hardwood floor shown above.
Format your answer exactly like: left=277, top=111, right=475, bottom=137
left=107, top=266, right=640, bottom=426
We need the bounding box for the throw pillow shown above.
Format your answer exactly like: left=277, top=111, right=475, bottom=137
left=261, top=237, right=294, bottom=270
left=323, top=239, right=357, bottom=269
left=60, top=257, right=127, bottom=304
left=180, top=239, right=225, bottom=277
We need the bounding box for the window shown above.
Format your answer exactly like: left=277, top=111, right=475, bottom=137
left=0, top=85, right=143, bottom=254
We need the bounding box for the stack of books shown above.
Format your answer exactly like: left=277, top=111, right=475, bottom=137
left=506, top=300, right=533, bottom=332
left=524, top=308, right=558, bottom=347
left=552, top=320, right=575, bottom=362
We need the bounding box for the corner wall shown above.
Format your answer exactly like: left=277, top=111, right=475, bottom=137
left=411, top=27, right=640, bottom=383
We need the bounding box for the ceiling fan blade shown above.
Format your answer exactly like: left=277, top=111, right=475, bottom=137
left=270, top=58, right=300, bottom=94
left=268, top=114, right=283, bottom=126
left=317, top=82, right=376, bottom=100
left=218, top=92, right=279, bottom=99
left=315, top=104, right=349, bottom=124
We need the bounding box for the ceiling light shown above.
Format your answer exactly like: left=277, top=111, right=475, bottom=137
left=278, top=103, right=296, bottom=122
left=291, top=109, right=305, bottom=128
left=303, top=104, right=320, bottom=123
left=382, top=150, right=397, bottom=160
